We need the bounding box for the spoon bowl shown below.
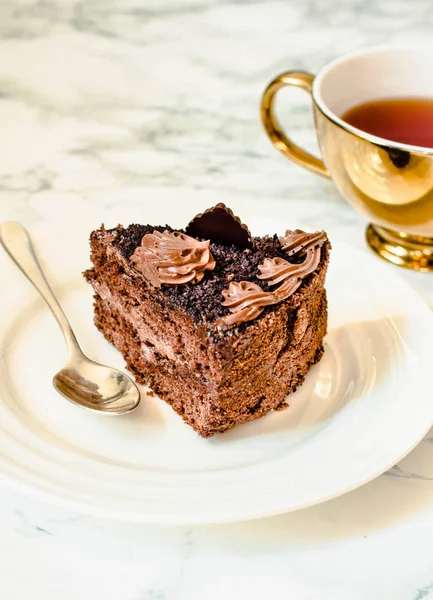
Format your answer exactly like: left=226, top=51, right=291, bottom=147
left=53, top=360, right=140, bottom=414
left=0, top=221, right=140, bottom=415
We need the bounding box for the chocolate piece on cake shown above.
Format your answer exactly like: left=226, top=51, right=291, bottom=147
left=84, top=205, right=331, bottom=438
left=185, top=202, right=254, bottom=249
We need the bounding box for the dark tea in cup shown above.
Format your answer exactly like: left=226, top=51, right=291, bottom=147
left=342, top=97, right=433, bottom=148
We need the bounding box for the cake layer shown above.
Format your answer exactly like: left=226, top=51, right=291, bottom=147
left=93, top=291, right=327, bottom=436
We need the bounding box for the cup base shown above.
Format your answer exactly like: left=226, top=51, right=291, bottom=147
left=366, top=225, right=433, bottom=272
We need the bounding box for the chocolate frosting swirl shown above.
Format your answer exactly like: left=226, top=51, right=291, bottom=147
left=217, top=229, right=327, bottom=327
left=131, top=230, right=215, bottom=287
left=258, top=246, right=322, bottom=289
left=279, top=230, right=327, bottom=256
left=271, top=247, right=322, bottom=302
left=218, top=281, right=274, bottom=326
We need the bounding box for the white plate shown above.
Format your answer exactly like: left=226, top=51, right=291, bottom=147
left=1, top=215, right=433, bottom=524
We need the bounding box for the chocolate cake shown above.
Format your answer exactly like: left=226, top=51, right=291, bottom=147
left=84, top=204, right=330, bottom=437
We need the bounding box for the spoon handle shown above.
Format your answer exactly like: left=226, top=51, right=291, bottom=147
left=0, top=221, right=84, bottom=359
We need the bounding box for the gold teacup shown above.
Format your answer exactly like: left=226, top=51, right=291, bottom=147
left=261, top=45, right=433, bottom=271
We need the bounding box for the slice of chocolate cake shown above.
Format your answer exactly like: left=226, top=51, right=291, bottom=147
left=84, top=204, right=330, bottom=438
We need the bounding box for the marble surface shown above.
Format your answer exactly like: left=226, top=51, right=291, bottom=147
left=1, top=0, right=433, bottom=598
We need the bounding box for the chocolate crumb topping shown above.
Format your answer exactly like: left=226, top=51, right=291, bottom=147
left=106, top=221, right=329, bottom=329
left=111, top=225, right=291, bottom=323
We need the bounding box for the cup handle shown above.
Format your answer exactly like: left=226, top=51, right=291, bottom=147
left=261, top=71, right=330, bottom=178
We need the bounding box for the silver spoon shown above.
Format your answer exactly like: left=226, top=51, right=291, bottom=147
left=0, top=221, right=140, bottom=414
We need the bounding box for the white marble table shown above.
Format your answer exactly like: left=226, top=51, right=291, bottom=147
left=1, top=1, right=433, bottom=598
